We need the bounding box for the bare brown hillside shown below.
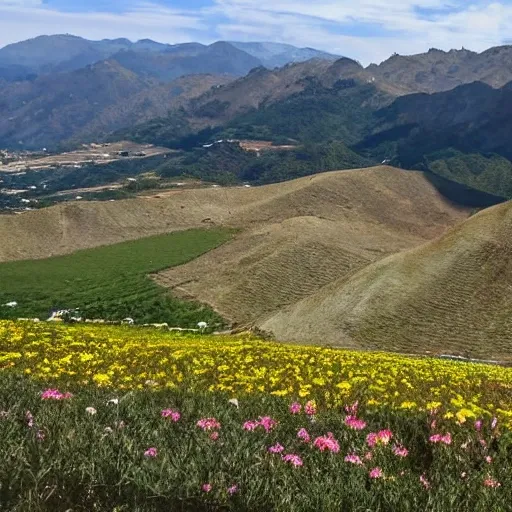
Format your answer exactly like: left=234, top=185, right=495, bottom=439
left=154, top=167, right=469, bottom=324
left=261, top=201, right=512, bottom=360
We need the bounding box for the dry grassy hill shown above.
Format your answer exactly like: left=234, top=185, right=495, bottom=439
left=154, top=167, right=469, bottom=324
left=0, top=166, right=469, bottom=329
left=261, top=200, right=512, bottom=360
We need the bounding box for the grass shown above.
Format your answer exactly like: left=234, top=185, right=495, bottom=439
left=0, top=373, right=510, bottom=512
left=0, top=228, right=234, bottom=327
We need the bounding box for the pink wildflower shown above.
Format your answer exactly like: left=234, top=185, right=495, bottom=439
left=313, top=432, right=340, bottom=453
left=491, top=417, right=498, bottom=429
left=475, top=420, right=483, bottom=431
left=364, top=451, right=373, bottom=461
left=344, top=401, right=359, bottom=415
left=480, top=439, right=487, bottom=448
left=377, top=429, right=393, bottom=445
left=429, top=433, right=451, bottom=445
left=209, top=431, right=219, bottom=441
left=282, top=454, right=303, bottom=467
left=268, top=443, right=285, bottom=454
left=41, top=389, right=72, bottom=400
left=369, top=467, right=383, bottom=479
left=366, top=432, right=378, bottom=447
left=36, top=430, right=45, bottom=441
left=345, top=415, right=367, bottom=430
left=485, top=456, right=493, bottom=464
left=304, top=401, right=317, bottom=416
left=297, top=428, right=311, bottom=443
left=441, top=433, right=452, bottom=445
left=345, top=454, right=363, bottom=465
left=243, top=420, right=260, bottom=431
left=243, top=417, right=277, bottom=433
left=289, top=402, right=302, bottom=414
left=484, top=477, right=501, bottom=488
left=144, top=447, right=158, bottom=458
left=430, top=420, right=437, bottom=430
left=227, top=485, right=238, bottom=495
left=202, top=483, right=212, bottom=493
left=420, top=474, right=431, bottom=489
left=259, top=416, right=277, bottom=432
left=392, top=444, right=409, bottom=457
left=161, top=409, right=181, bottom=422
left=197, top=417, right=221, bottom=431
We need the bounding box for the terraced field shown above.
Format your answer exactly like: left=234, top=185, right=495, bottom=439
left=154, top=167, right=469, bottom=324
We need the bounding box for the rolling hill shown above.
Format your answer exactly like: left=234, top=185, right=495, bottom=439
left=260, top=200, right=512, bottom=360
left=153, top=167, right=469, bottom=324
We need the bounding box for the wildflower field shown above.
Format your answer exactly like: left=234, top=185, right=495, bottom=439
left=2, top=321, right=512, bottom=511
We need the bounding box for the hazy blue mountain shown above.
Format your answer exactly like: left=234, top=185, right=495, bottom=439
left=229, top=41, right=340, bottom=68
left=0, top=35, right=341, bottom=81
left=111, top=42, right=262, bottom=81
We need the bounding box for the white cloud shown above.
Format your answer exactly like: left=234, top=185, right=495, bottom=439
left=211, top=0, right=512, bottom=63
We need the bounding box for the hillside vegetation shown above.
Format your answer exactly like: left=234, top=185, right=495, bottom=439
left=0, top=229, right=233, bottom=326
left=261, top=200, right=512, bottom=360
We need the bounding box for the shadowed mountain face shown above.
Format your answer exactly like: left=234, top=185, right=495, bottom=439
left=111, top=42, right=262, bottom=82
left=0, top=61, right=232, bottom=149
left=356, top=81, right=512, bottom=198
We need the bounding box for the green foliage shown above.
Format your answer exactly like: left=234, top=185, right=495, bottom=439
left=425, top=150, right=512, bottom=198
left=157, top=141, right=373, bottom=185
left=0, top=373, right=510, bottom=511
left=223, top=82, right=387, bottom=145
left=111, top=110, right=192, bottom=148
left=0, top=229, right=234, bottom=326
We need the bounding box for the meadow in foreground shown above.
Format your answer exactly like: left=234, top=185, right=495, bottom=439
left=2, top=321, right=512, bottom=510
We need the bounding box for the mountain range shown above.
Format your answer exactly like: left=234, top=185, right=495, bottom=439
left=0, top=34, right=338, bottom=81
left=3, top=36, right=512, bottom=202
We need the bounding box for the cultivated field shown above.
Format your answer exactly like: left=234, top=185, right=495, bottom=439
left=0, top=229, right=233, bottom=325
left=1, top=321, right=511, bottom=511
left=153, top=167, right=470, bottom=324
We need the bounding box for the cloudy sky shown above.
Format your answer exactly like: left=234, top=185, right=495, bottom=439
left=1, top=0, right=512, bottom=64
